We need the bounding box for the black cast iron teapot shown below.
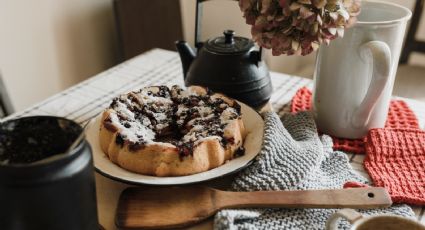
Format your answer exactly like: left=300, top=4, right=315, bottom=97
left=175, top=1, right=272, bottom=108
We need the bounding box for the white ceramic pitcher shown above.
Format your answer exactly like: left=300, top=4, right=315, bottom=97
left=313, top=1, right=412, bottom=139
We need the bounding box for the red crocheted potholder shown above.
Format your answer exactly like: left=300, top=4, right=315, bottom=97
left=364, top=128, right=425, bottom=205
left=290, top=87, right=419, bottom=154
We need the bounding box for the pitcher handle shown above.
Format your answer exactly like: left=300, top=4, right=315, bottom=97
left=352, top=41, right=391, bottom=128
left=326, top=209, right=364, bottom=230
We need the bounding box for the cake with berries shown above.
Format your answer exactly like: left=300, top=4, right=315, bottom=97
left=99, top=85, right=246, bottom=176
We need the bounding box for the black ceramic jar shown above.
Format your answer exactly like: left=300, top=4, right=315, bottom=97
left=0, top=116, right=98, bottom=230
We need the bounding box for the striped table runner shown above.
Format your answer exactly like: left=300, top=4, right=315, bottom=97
left=5, top=48, right=425, bottom=225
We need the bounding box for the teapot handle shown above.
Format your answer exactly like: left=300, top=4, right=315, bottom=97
left=194, top=0, right=263, bottom=60
left=194, top=0, right=237, bottom=48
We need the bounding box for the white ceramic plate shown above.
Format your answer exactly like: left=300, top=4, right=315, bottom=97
left=86, top=102, right=264, bottom=185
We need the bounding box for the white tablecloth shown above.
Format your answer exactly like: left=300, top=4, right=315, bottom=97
left=6, top=49, right=425, bottom=229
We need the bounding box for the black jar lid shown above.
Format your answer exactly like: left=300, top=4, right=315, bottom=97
left=0, top=116, right=82, bottom=166
left=0, top=116, right=89, bottom=185
left=204, top=30, right=255, bottom=54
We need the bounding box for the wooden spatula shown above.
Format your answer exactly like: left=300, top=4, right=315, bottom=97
left=116, top=186, right=392, bottom=229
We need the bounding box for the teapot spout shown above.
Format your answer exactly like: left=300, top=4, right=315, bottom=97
left=175, top=41, right=196, bottom=79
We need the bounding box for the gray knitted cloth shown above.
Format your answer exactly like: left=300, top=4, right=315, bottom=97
left=214, top=112, right=414, bottom=230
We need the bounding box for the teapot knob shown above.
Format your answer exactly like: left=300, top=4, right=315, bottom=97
left=224, top=30, right=235, bottom=45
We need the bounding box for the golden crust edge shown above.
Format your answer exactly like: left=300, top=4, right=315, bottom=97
left=98, top=87, right=246, bottom=177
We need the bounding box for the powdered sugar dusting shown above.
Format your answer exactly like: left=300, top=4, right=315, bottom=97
left=104, top=85, right=242, bottom=155
left=114, top=99, right=135, bottom=120
left=109, top=113, right=155, bottom=142
left=135, top=87, right=173, bottom=105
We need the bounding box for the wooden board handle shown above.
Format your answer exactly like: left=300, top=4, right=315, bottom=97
left=217, top=187, right=392, bottom=209
left=115, top=186, right=393, bottom=229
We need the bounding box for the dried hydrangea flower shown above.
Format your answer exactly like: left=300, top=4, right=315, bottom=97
left=239, top=0, right=361, bottom=56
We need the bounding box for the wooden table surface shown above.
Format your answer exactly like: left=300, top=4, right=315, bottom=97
left=6, top=49, right=425, bottom=230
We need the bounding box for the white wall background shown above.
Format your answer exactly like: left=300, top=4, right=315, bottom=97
left=0, top=0, right=117, bottom=111
left=0, top=0, right=423, bottom=111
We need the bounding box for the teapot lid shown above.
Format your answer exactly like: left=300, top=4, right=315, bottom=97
left=204, top=30, right=255, bottom=54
